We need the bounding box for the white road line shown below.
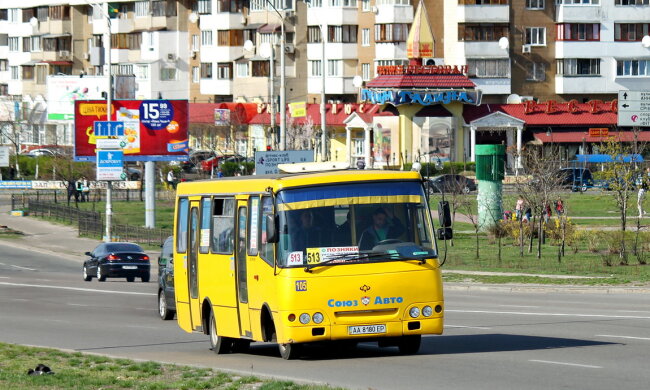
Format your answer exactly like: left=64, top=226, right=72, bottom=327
left=10, top=264, right=37, bottom=271
left=0, top=276, right=9, bottom=279
left=67, top=303, right=90, bottom=307
left=616, top=310, right=650, bottom=314
left=596, top=334, right=650, bottom=341
left=125, top=325, right=161, bottom=330
left=529, top=360, right=602, bottom=369
left=498, top=305, right=540, bottom=308
left=445, top=325, right=492, bottom=330
left=447, top=309, right=650, bottom=320
left=0, top=281, right=155, bottom=296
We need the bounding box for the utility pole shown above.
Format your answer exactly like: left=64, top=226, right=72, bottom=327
left=104, top=3, right=113, bottom=242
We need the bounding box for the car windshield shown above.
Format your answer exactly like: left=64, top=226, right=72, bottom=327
left=276, top=181, right=437, bottom=268
left=105, top=243, right=143, bottom=253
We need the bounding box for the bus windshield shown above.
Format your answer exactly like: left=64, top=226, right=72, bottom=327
left=276, top=181, right=436, bottom=268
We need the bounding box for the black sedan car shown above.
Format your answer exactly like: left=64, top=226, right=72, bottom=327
left=157, top=236, right=176, bottom=320
left=426, top=174, right=476, bottom=194
left=83, top=242, right=151, bottom=282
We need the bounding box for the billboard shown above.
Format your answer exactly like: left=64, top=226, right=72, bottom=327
left=47, top=76, right=107, bottom=121
left=74, top=100, right=189, bottom=162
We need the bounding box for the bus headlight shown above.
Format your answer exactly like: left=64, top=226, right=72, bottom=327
left=422, top=306, right=433, bottom=317
left=409, top=307, right=420, bottom=318
left=313, top=312, right=324, bottom=324
left=299, top=313, right=311, bottom=324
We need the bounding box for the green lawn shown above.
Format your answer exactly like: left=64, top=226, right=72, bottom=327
left=75, top=200, right=176, bottom=230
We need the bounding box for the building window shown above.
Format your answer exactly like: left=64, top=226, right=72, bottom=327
left=362, top=28, right=370, bottom=46
left=555, top=0, right=599, bottom=4
left=197, top=0, right=212, bottom=14
left=22, top=37, right=30, bottom=53
left=0, top=60, right=7, bottom=71
left=192, top=34, right=199, bottom=51
left=192, top=66, right=200, bottom=83
left=252, top=60, right=270, bottom=77
left=375, top=23, right=410, bottom=43
left=327, top=59, right=341, bottom=76
left=525, top=27, right=546, bottom=46
left=22, top=66, right=34, bottom=80
left=309, top=60, right=322, bottom=76
left=218, top=30, right=244, bottom=46
left=218, top=0, right=246, bottom=12
left=135, top=1, right=150, bottom=16
left=201, top=63, right=213, bottom=79
left=308, top=26, right=322, bottom=43
left=467, top=58, right=510, bottom=77
left=459, top=23, right=509, bottom=41
left=31, top=36, right=41, bottom=52
left=111, top=64, right=134, bottom=75
left=111, top=33, right=142, bottom=50
left=217, top=63, right=233, bottom=79
left=458, top=0, right=509, bottom=3
left=362, top=0, right=371, bottom=10
left=362, top=63, right=370, bottom=81
left=36, top=65, right=47, bottom=84
left=617, top=60, right=650, bottom=76
left=49, top=5, right=71, bottom=20
left=525, top=62, right=546, bottom=81
left=615, top=0, right=650, bottom=4
left=525, top=0, right=544, bottom=8
left=0, top=84, right=7, bottom=96
left=308, top=0, right=323, bottom=5
left=8, top=9, right=19, bottom=23
left=328, top=25, right=358, bottom=43
left=556, top=58, right=600, bottom=76
left=161, top=68, right=176, bottom=80
left=236, top=62, right=249, bottom=77
left=8, top=37, right=19, bottom=52
left=136, top=64, right=149, bottom=80
left=329, top=0, right=357, bottom=6
left=201, top=30, right=213, bottom=46
left=615, top=24, right=649, bottom=41
left=556, top=23, right=600, bottom=41
left=10, top=66, right=19, bottom=80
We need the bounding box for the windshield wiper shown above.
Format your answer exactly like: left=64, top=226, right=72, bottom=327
left=304, top=251, right=386, bottom=272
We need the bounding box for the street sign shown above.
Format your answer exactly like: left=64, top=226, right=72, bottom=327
left=617, top=90, right=650, bottom=127
left=254, top=150, right=314, bottom=175
left=0, top=146, right=9, bottom=167
left=96, top=150, right=125, bottom=181
left=93, top=121, right=125, bottom=137
left=96, top=138, right=123, bottom=150
left=588, top=128, right=609, bottom=137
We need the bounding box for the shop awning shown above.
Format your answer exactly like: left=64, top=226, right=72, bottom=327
left=574, top=154, right=643, bottom=163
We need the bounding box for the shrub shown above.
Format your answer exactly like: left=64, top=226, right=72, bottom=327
left=220, top=161, right=255, bottom=176
left=403, top=162, right=476, bottom=175
left=544, top=217, right=578, bottom=246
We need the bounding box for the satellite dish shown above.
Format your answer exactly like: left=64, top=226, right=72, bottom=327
left=259, top=42, right=272, bottom=59
left=643, top=35, right=650, bottom=48
left=29, top=17, right=38, bottom=27
left=188, top=12, right=199, bottom=24
left=506, top=94, right=522, bottom=104
left=244, top=40, right=255, bottom=53
left=498, top=37, right=509, bottom=50
left=352, top=75, right=363, bottom=88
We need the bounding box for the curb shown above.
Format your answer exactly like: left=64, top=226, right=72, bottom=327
left=444, top=282, right=650, bottom=294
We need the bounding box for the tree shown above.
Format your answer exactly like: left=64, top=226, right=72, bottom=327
left=286, top=116, right=317, bottom=152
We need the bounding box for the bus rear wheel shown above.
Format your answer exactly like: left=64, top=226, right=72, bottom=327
left=209, top=310, right=232, bottom=354
left=279, top=343, right=301, bottom=360
left=398, top=335, right=421, bottom=355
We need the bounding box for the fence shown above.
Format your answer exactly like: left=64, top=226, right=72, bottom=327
left=26, top=199, right=171, bottom=246
left=11, top=189, right=174, bottom=210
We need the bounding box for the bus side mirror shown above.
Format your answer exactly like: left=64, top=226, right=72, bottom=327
left=437, top=200, right=453, bottom=241
left=266, top=214, right=278, bottom=243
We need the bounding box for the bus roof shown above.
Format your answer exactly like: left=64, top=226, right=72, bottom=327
left=175, top=169, right=423, bottom=196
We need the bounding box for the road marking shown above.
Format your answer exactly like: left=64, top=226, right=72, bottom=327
left=596, top=334, right=650, bottom=341
left=498, top=305, right=540, bottom=308
left=0, top=281, right=155, bottom=296
left=0, top=276, right=9, bottom=279
left=616, top=310, right=650, bottom=314
left=529, top=360, right=602, bottom=369
left=445, top=325, right=492, bottom=330
left=9, top=264, right=37, bottom=271
left=67, top=303, right=90, bottom=307
left=447, top=309, right=650, bottom=320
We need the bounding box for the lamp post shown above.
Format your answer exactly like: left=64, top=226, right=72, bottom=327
left=320, top=21, right=327, bottom=161
left=264, top=0, right=286, bottom=151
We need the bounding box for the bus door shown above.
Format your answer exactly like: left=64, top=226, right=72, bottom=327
left=235, top=200, right=252, bottom=337
left=188, top=201, right=201, bottom=329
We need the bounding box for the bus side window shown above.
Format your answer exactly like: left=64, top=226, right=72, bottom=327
left=260, top=196, right=274, bottom=266
left=199, top=197, right=211, bottom=254
left=248, top=196, right=260, bottom=257
left=176, top=198, right=189, bottom=253
left=211, top=198, right=235, bottom=254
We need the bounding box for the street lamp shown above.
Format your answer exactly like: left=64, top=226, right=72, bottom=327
left=264, top=0, right=287, bottom=151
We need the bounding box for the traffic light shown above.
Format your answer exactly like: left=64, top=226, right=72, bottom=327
left=266, top=145, right=272, bottom=151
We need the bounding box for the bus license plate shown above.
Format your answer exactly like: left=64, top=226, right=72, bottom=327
left=122, top=266, right=137, bottom=269
left=348, top=324, right=387, bottom=335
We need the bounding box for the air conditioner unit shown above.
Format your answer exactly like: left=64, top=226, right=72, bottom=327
left=371, top=6, right=379, bottom=14
left=167, top=53, right=176, bottom=61
left=422, top=58, right=444, bottom=66
left=522, top=44, right=531, bottom=54
left=284, top=43, right=295, bottom=54
left=83, top=52, right=90, bottom=61
left=58, top=50, right=70, bottom=59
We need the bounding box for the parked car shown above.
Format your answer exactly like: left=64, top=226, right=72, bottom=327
left=24, top=149, right=56, bottom=157
left=200, top=154, right=234, bottom=173
left=426, top=174, right=476, bottom=194
left=158, top=236, right=175, bottom=320
left=83, top=242, right=151, bottom=282
left=555, top=168, right=594, bottom=192
left=126, top=167, right=141, bottom=180
left=181, top=150, right=215, bottom=172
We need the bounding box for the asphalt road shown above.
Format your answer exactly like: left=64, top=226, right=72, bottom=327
left=1, top=243, right=649, bottom=389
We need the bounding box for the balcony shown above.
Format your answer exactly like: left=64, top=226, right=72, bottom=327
left=555, top=75, right=607, bottom=94
left=308, top=76, right=356, bottom=95
left=555, top=4, right=602, bottom=23
left=375, top=42, right=407, bottom=60
left=375, top=5, right=413, bottom=24
left=37, top=19, right=72, bottom=36
left=609, top=5, right=650, bottom=21
left=200, top=78, right=233, bottom=95
left=307, top=43, right=357, bottom=60
left=8, top=80, right=22, bottom=95
left=200, top=46, right=243, bottom=63
left=201, top=13, right=245, bottom=30
left=307, top=7, right=358, bottom=26
left=462, top=41, right=507, bottom=57
left=456, top=5, right=509, bottom=23
left=471, top=77, right=510, bottom=95
left=555, top=41, right=650, bottom=59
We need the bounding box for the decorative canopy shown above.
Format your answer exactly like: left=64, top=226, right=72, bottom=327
left=406, top=1, right=435, bottom=59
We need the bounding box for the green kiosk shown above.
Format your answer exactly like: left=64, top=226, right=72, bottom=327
left=475, top=144, right=505, bottom=230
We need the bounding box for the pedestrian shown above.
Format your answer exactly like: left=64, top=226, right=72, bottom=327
left=555, top=198, right=564, bottom=217
left=515, top=197, right=524, bottom=220
left=523, top=207, right=532, bottom=223
left=217, top=168, right=224, bottom=178
left=544, top=203, right=551, bottom=224
left=166, top=169, right=176, bottom=189
left=75, top=178, right=83, bottom=202
left=638, top=176, right=648, bottom=218
left=81, top=177, right=90, bottom=202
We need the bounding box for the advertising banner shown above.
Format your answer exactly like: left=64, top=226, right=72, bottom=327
left=74, top=100, right=189, bottom=162
left=0, top=146, right=9, bottom=167
left=47, top=76, right=106, bottom=121
left=214, top=109, right=231, bottom=126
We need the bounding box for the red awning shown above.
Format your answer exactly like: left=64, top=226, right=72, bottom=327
left=366, top=74, right=475, bottom=89
left=533, top=130, right=650, bottom=143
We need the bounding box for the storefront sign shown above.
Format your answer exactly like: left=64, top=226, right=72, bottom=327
left=360, top=89, right=481, bottom=106
left=588, top=128, right=609, bottom=137
left=376, top=65, right=468, bottom=76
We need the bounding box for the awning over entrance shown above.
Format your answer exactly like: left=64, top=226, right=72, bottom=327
left=366, top=74, right=475, bottom=89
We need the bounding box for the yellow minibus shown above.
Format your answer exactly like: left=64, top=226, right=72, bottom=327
left=173, top=168, right=447, bottom=359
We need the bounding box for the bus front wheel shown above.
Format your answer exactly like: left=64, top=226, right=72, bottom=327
left=209, top=310, right=232, bottom=354
left=279, top=342, right=301, bottom=360
left=398, top=335, right=421, bottom=355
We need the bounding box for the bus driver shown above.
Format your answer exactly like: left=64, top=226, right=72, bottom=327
left=358, top=207, right=405, bottom=250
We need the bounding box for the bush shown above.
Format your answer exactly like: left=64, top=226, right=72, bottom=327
left=544, top=217, right=579, bottom=246
left=403, top=161, right=476, bottom=175
left=220, top=161, right=255, bottom=176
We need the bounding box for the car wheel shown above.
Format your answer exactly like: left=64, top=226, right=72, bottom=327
left=158, top=290, right=174, bottom=320
left=398, top=335, right=421, bottom=355
left=126, top=276, right=135, bottom=282
left=96, top=266, right=106, bottom=282
left=83, top=266, right=92, bottom=281
left=462, top=186, right=471, bottom=194
left=279, top=342, right=302, bottom=360
left=581, top=183, right=588, bottom=192
left=209, top=310, right=232, bottom=354
left=141, top=274, right=150, bottom=283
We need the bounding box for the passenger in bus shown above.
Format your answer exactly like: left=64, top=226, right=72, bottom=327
left=335, top=211, right=353, bottom=245
left=292, top=210, right=324, bottom=252
left=358, top=207, right=405, bottom=250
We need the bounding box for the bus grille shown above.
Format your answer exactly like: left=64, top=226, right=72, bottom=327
left=334, top=308, right=398, bottom=319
